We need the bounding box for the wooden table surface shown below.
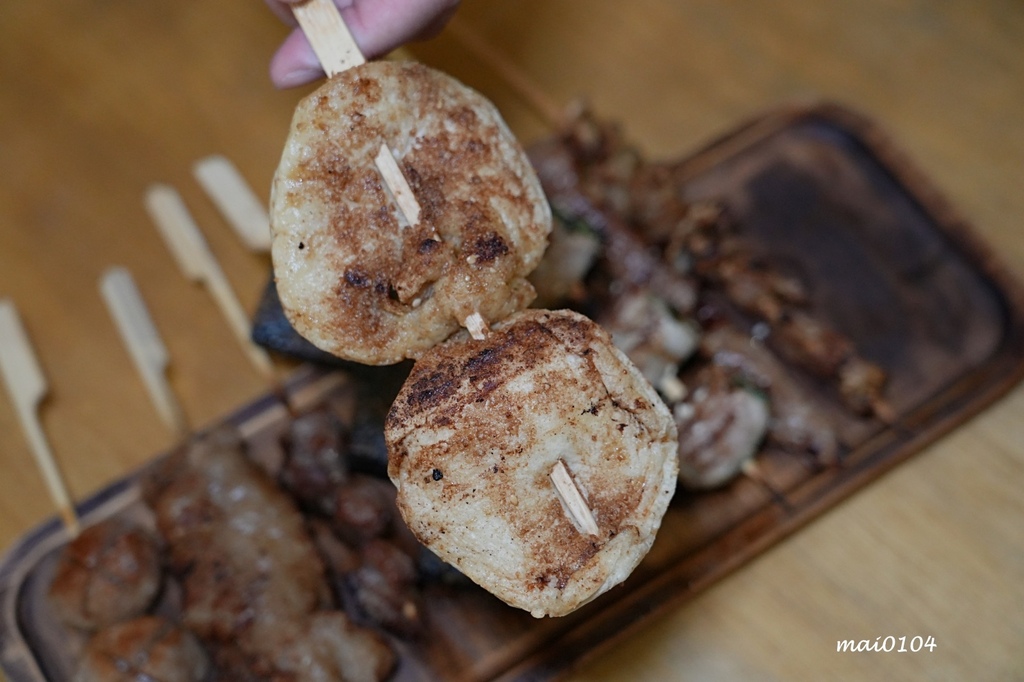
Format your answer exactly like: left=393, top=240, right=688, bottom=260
left=1, top=1, right=1022, bottom=679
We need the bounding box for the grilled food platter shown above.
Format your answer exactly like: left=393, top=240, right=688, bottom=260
left=3, top=101, right=1023, bottom=681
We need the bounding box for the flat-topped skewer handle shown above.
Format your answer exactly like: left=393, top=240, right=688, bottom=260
left=292, top=0, right=366, bottom=75
left=144, top=183, right=276, bottom=380
left=100, top=267, right=189, bottom=438
left=0, top=299, right=79, bottom=536
left=193, top=155, right=272, bottom=253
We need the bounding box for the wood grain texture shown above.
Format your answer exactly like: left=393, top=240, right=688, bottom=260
left=0, top=0, right=1021, bottom=680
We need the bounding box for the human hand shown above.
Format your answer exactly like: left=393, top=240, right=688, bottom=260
left=266, top=0, right=461, bottom=88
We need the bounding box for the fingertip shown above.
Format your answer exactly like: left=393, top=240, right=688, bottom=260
left=270, top=30, right=326, bottom=88
left=271, top=62, right=326, bottom=89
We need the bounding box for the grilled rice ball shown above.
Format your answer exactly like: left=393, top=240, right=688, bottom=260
left=270, top=60, right=551, bottom=365
left=385, top=309, right=678, bottom=617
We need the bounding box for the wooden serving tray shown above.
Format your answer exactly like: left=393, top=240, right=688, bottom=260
left=3, top=102, right=1024, bottom=682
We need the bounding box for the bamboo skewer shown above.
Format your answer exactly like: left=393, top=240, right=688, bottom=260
left=0, top=300, right=79, bottom=537
left=292, top=0, right=365, bottom=74
left=373, top=143, right=422, bottom=229
left=144, top=183, right=276, bottom=381
left=550, top=459, right=600, bottom=536
left=193, top=155, right=272, bottom=253
left=463, top=311, right=489, bottom=340
left=99, top=267, right=189, bottom=439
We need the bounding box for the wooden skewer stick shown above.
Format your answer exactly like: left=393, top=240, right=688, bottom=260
left=464, top=311, right=489, bottom=341
left=99, top=267, right=189, bottom=439
left=0, top=299, right=79, bottom=537
left=193, top=155, right=271, bottom=253
left=550, top=459, right=600, bottom=536
left=373, top=143, right=422, bottom=228
left=292, top=0, right=365, bottom=74
left=144, top=183, right=276, bottom=381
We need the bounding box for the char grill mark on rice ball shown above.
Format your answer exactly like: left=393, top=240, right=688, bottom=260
left=270, top=60, right=551, bottom=365
left=385, top=309, right=678, bottom=618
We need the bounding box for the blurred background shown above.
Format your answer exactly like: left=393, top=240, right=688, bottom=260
left=1, top=1, right=1022, bottom=679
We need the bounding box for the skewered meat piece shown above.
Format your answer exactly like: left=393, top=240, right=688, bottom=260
left=331, top=474, right=397, bottom=546
left=313, top=517, right=425, bottom=637
left=386, top=309, right=678, bottom=618
left=145, top=427, right=395, bottom=681
left=146, top=428, right=330, bottom=638
left=698, top=252, right=808, bottom=324
left=702, top=326, right=839, bottom=464
left=528, top=213, right=601, bottom=309
left=271, top=60, right=551, bottom=365
left=699, top=258, right=888, bottom=417
left=280, top=408, right=349, bottom=514
left=599, top=288, right=700, bottom=402
left=72, top=616, right=209, bottom=682
left=311, top=518, right=361, bottom=577
left=541, top=106, right=891, bottom=422
left=281, top=411, right=428, bottom=637
left=674, top=365, right=770, bottom=489
left=47, top=518, right=163, bottom=632
left=526, top=111, right=716, bottom=406
left=344, top=538, right=422, bottom=637
left=662, top=202, right=811, bottom=325
left=772, top=310, right=890, bottom=418
left=293, top=612, right=396, bottom=682
left=772, top=310, right=854, bottom=378
left=528, top=120, right=699, bottom=317
left=660, top=185, right=890, bottom=418
left=204, top=610, right=395, bottom=682
left=536, top=106, right=705, bottom=257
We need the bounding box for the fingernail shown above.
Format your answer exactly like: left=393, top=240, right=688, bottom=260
left=274, top=64, right=325, bottom=89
